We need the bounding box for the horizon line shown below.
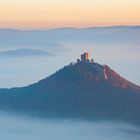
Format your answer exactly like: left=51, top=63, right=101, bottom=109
left=0, top=25, right=140, bottom=31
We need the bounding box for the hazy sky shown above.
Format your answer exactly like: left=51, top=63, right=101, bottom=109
left=0, top=0, right=140, bottom=29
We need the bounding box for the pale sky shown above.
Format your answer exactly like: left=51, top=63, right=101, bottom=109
left=0, top=0, right=140, bottom=29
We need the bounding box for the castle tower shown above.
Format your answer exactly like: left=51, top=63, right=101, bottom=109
left=81, top=52, right=89, bottom=62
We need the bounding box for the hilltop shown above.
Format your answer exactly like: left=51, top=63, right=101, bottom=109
left=0, top=53, right=140, bottom=123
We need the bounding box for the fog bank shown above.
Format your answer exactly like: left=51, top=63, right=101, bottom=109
left=0, top=112, right=140, bottom=140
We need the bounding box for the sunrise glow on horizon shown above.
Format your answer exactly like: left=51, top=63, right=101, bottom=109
left=0, top=0, right=140, bottom=29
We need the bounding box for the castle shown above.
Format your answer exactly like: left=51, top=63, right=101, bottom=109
left=77, top=52, right=94, bottom=64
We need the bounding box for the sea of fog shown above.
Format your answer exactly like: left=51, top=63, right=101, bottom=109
left=0, top=27, right=140, bottom=87
left=0, top=112, right=140, bottom=140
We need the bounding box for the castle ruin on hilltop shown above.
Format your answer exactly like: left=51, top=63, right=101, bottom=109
left=77, top=52, right=94, bottom=64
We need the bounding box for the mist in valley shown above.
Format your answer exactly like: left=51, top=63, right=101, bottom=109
left=0, top=27, right=140, bottom=88
left=0, top=112, right=140, bottom=140
left=0, top=27, right=140, bottom=139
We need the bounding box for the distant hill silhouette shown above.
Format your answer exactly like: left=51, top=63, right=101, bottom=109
left=0, top=48, right=50, bottom=57
left=0, top=60, right=140, bottom=123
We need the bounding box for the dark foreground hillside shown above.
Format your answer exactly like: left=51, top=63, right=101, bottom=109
left=0, top=61, right=140, bottom=124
